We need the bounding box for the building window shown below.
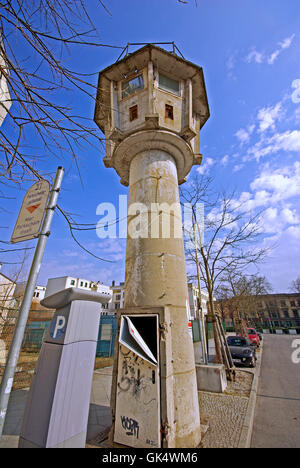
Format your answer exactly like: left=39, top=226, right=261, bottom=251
left=280, top=300, right=286, bottom=306
left=85, top=282, right=88, bottom=287
left=80, top=281, right=83, bottom=287
left=283, top=310, right=289, bottom=318
left=116, top=294, right=121, bottom=301
left=129, top=105, right=138, bottom=121
left=121, top=74, right=144, bottom=99
left=158, top=73, right=180, bottom=95
left=290, top=301, right=296, bottom=307
left=70, top=280, right=75, bottom=286
left=165, top=104, right=174, bottom=120
left=293, top=310, right=299, bottom=318
left=36, top=292, right=39, bottom=298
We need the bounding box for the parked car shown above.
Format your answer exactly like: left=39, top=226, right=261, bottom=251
left=226, top=336, right=257, bottom=368
left=257, top=331, right=263, bottom=341
left=247, top=328, right=260, bottom=347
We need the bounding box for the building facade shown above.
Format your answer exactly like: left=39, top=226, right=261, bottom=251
left=45, top=276, right=112, bottom=302
left=102, top=281, right=125, bottom=314
left=0, top=36, right=11, bottom=126
left=219, top=293, right=300, bottom=332
left=253, top=293, right=300, bottom=331
left=187, top=283, right=210, bottom=320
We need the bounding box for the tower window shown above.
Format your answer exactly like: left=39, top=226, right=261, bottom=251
left=165, top=104, right=174, bottom=120
left=121, top=74, right=144, bottom=99
left=129, top=105, right=138, bottom=121
left=158, top=73, right=180, bottom=95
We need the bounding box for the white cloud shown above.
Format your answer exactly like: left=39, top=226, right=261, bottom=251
left=245, top=49, right=264, bottom=64
left=230, top=162, right=300, bottom=219
left=245, top=34, right=295, bottom=66
left=267, top=34, right=295, bottom=64
left=267, top=50, right=280, bottom=65
left=285, top=225, right=300, bottom=239
left=280, top=34, right=296, bottom=49
left=250, top=161, right=300, bottom=203
left=226, top=53, right=237, bottom=79
left=235, top=128, right=250, bottom=143
left=235, top=124, right=255, bottom=144
left=197, top=157, right=215, bottom=175
left=221, top=154, right=229, bottom=166
left=261, top=207, right=299, bottom=234
left=257, top=102, right=282, bottom=132
left=233, top=164, right=244, bottom=172
left=291, top=79, right=300, bottom=104
left=246, top=129, right=300, bottom=161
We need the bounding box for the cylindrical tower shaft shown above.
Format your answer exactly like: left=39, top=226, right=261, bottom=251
left=124, top=149, right=201, bottom=447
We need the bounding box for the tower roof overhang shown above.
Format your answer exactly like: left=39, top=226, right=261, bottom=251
left=94, top=44, right=210, bottom=134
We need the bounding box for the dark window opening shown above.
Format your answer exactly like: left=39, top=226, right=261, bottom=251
left=165, top=104, right=174, bottom=120
left=129, top=315, right=158, bottom=360
left=129, top=105, right=138, bottom=121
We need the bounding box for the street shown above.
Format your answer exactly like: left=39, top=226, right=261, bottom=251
left=251, top=334, right=300, bottom=448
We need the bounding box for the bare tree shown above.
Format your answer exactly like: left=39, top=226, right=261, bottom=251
left=0, top=0, right=120, bottom=185
left=216, top=273, right=272, bottom=333
left=0, top=1, right=129, bottom=262
left=290, top=277, right=300, bottom=294
left=181, top=175, right=269, bottom=364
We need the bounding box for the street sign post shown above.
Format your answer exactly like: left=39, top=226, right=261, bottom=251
left=0, top=167, right=64, bottom=439
left=10, top=180, right=50, bottom=244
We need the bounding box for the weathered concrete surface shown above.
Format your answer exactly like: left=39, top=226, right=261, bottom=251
left=122, top=150, right=201, bottom=447
left=251, top=335, right=300, bottom=448
left=196, top=364, right=227, bottom=393
left=94, top=45, right=210, bottom=449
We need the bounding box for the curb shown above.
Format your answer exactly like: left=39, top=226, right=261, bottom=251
left=237, top=339, right=264, bottom=448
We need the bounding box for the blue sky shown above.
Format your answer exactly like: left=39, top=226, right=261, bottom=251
left=1, top=0, right=300, bottom=292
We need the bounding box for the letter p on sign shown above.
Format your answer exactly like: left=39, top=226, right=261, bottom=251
left=50, top=315, right=66, bottom=340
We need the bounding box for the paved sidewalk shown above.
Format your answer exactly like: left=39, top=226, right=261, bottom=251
left=199, top=344, right=262, bottom=448
left=199, top=371, right=253, bottom=448
left=0, top=340, right=262, bottom=449
left=0, top=367, right=113, bottom=449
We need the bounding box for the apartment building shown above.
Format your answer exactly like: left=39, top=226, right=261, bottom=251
left=45, top=276, right=112, bottom=301
left=254, top=293, right=300, bottom=330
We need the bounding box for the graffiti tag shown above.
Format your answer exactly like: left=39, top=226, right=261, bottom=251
left=121, top=416, right=139, bottom=438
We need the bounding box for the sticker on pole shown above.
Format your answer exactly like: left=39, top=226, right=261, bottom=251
left=10, top=180, right=50, bottom=243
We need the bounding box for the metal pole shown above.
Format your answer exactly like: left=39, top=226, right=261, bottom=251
left=0, top=167, right=64, bottom=438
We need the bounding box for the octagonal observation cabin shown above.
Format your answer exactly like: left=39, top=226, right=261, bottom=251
left=94, top=44, right=210, bottom=186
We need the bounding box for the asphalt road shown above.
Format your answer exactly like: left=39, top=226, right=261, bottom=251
left=251, top=334, right=300, bottom=448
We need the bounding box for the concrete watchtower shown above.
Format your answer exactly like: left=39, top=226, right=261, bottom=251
left=94, top=44, right=209, bottom=448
